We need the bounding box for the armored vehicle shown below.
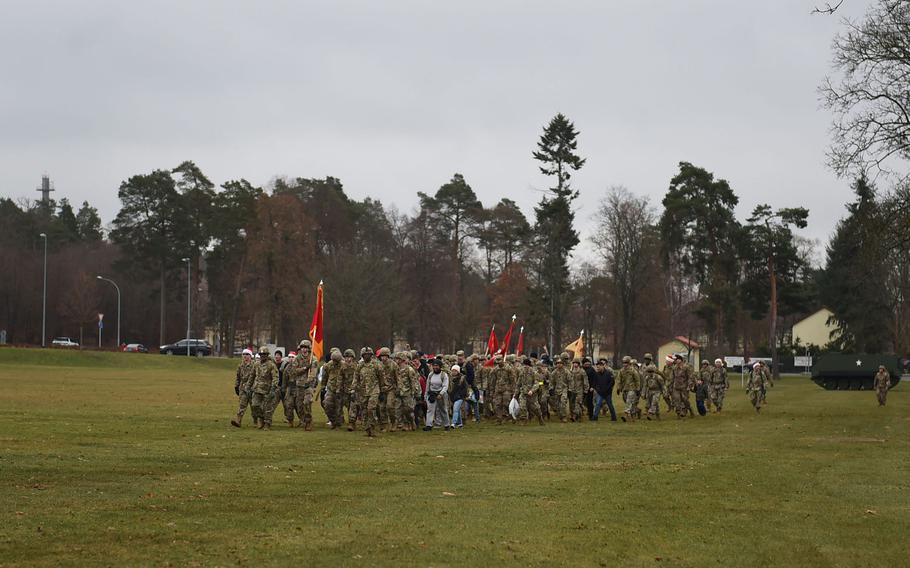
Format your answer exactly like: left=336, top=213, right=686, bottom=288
left=811, top=353, right=907, bottom=390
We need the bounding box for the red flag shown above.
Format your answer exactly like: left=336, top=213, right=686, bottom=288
left=485, top=324, right=498, bottom=357
left=308, top=280, right=324, bottom=362
left=515, top=326, right=525, bottom=355
left=499, top=315, right=517, bottom=356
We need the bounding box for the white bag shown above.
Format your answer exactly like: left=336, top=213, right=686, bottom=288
left=508, top=397, right=520, bottom=420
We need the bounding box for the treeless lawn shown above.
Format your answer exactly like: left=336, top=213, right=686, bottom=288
left=0, top=348, right=907, bottom=567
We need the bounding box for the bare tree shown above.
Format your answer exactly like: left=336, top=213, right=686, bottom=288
left=821, top=0, right=910, bottom=179
left=592, top=186, right=654, bottom=357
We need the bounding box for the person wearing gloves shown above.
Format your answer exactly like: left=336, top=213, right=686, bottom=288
left=250, top=346, right=279, bottom=430
left=424, top=359, right=451, bottom=431
left=450, top=364, right=468, bottom=429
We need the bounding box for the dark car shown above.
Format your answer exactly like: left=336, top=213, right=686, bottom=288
left=159, top=339, right=212, bottom=357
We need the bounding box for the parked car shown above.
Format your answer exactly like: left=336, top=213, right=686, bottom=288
left=159, top=339, right=212, bottom=357
left=51, top=337, right=79, bottom=347
left=124, top=343, right=148, bottom=353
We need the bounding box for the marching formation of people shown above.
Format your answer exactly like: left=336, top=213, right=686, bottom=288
left=229, top=341, right=788, bottom=435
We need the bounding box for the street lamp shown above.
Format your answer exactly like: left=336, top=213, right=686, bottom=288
left=182, top=257, right=190, bottom=356
left=96, top=276, right=121, bottom=347
left=39, top=233, right=47, bottom=347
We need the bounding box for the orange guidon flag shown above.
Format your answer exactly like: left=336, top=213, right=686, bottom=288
left=309, top=280, right=324, bottom=362
left=564, top=330, right=584, bottom=359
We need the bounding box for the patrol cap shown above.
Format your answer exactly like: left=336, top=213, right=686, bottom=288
left=644, top=353, right=653, bottom=360
left=258, top=346, right=270, bottom=355
left=361, top=346, right=373, bottom=355
left=701, top=360, right=710, bottom=366
left=456, top=350, right=465, bottom=357
left=344, top=349, right=355, bottom=357
left=331, top=350, right=342, bottom=362
left=506, top=354, right=516, bottom=363
left=298, top=339, right=311, bottom=349
left=622, top=355, right=631, bottom=363
left=379, top=347, right=390, bottom=356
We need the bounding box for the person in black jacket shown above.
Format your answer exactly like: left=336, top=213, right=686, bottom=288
left=590, top=358, right=617, bottom=421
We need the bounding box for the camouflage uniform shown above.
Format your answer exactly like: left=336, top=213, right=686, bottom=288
left=758, top=363, right=772, bottom=404
left=747, top=366, right=770, bottom=413
left=231, top=356, right=256, bottom=426
left=277, top=358, right=299, bottom=426
left=708, top=362, right=729, bottom=412
left=616, top=359, right=641, bottom=421
left=536, top=361, right=550, bottom=419
left=251, top=353, right=279, bottom=429
left=550, top=360, right=571, bottom=422
left=874, top=367, right=891, bottom=407
left=377, top=348, right=397, bottom=430
left=669, top=361, right=695, bottom=418
left=341, top=351, right=357, bottom=428
left=569, top=364, right=589, bottom=421
left=351, top=350, right=382, bottom=436
left=396, top=355, right=420, bottom=430
left=322, top=350, right=345, bottom=429
left=641, top=364, right=665, bottom=419
left=289, top=349, right=318, bottom=430
left=517, top=363, right=544, bottom=424
left=492, top=357, right=516, bottom=424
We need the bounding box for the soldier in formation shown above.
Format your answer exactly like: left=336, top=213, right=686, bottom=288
left=230, top=343, right=760, bottom=432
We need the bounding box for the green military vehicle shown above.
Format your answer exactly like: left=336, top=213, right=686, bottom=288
left=811, top=353, right=907, bottom=390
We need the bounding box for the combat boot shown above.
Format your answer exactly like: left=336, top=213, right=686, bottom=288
left=262, top=422, right=271, bottom=431
left=304, top=421, right=313, bottom=432
left=347, top=423, right=355, bottom=432
left=287, top=419, right=295, bottom=428
left=231, top=414, right=243, bottom=428
left=257, top=419, right=265, bottom=429
left=366, top=427, right=376, bottom=437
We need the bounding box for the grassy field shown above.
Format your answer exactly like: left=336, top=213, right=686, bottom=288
left=0, top=348, right=907, bottom=567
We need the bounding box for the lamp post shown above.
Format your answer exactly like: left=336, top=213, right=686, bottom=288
left=183, top=257, right=190, bottom=356
left=39, top=233, right=47, bottom=347
left=96, top=276, right=121, bottom=347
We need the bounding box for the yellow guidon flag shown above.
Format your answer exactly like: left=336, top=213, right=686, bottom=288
left=308, top=280, right=324, bottom=362
left=564, top=330, right=584, bottom=360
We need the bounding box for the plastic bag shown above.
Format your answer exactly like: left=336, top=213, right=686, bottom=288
left=509, top=397, right=520, bottom=420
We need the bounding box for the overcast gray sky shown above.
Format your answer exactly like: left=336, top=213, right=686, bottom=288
left=0, top=0, right=871, bottom=263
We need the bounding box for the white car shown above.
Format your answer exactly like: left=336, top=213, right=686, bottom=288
left=51, top=337, right=79, bottom=347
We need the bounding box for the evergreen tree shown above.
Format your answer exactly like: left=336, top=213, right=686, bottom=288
left=532, top=113, right=585, bottom=353
left=740, top=205, right=809, bottom=378
left=817, top=177, right=892, bottom=351
left=659, top=162, right=741, bottom=350
left=75, top=201, right=103, bottom=241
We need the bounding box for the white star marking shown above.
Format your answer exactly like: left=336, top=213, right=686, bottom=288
left=856, top=360, right=862, bottom=366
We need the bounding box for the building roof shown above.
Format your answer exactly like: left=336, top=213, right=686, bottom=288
left=660, top=336, right=701, bottom=349
left=792, top=307, right=834, bottom=327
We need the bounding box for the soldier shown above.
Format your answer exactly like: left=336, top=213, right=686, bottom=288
left=534, top=354, right=551, bottom=421
left=341, top=349, right=357, bottom=430
left=517, top=358, right=545, bottom=425
left=567, top=360, right=587, bottom=421
left=661, top=354, right=676, bottom=412
left=641, top=363, right=666, bottom=420
left=377, top=347, right=398, bottom=432
left=396, top=352, right=421, bottom=430
left=231, top=348, right=256, bottom=427
left=708, top=358, right=729, bottom=412
left=550, top=355, right=571, bottom=422
left=747, top=362, right=770, bottom=413
left=874, top=365, right=891, bottom=407
left=616, top=356, right=641, bottom=422
left=758, top=360, right=773, bottom=405
left=289, top=340, right=318, bottom=431
left=250, top=346, right=279, bottom=430
left=322, top=349, right=345, bottom=429
left=668, top=355, right=695, bottom=418
left=351, top=347, right=382, bottom=436
left=491, top=355, right=514, bottom=425
left=277, top=350, right=300, bottom=427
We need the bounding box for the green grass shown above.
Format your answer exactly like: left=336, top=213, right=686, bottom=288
left=0, top=348, right=907, bottom=567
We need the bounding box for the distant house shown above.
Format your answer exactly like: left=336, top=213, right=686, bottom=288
left=791, top=308, right=838, bottom=348
left=658, top=336, right=701, bottom=368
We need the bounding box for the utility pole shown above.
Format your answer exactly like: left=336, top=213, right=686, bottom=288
left=183, top=257, right=191, bottom=355
left=97, top=276, right=121, bottom=347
